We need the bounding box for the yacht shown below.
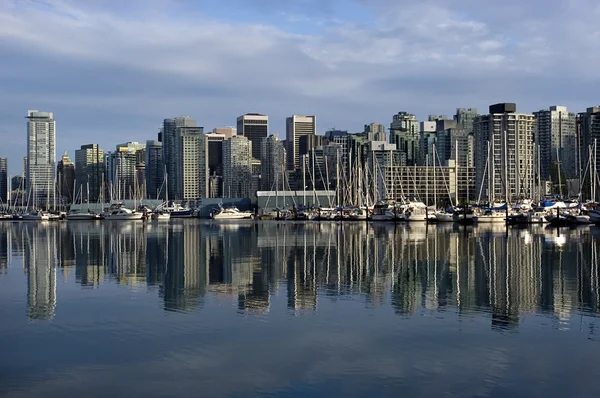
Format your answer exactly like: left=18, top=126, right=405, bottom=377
left=370, top=201, right=396, bottom=221
left=211, top=206, right=253, bottom=220
left=22, top=211, right=50, bottom=221
left=163, top=202, right=193, bottom=218
left=67, top=209, right=101, bottom=221
left=473, top=209, right=506, bottom=223
left=401, top=201, right=428, bottom=222
left=151, top=211, right=171, bottom=221
left=104, top=204, right=144, bottom=221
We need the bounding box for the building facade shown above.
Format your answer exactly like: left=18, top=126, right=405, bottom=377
left=26, top=110, right=56, bottom=206
left=473, top=103, right=536, bottom=202
left=534, top=106, right=577, bottom=181
left=56, top=152, right=75, bottom=204
left=205, top=133, right=226, bottom=198
left=177, top=127, right=206, bottom=200
left=261, top=135, right=286, bottom=191
left=163, top=117, right=197, bottom=200
left=389, top=111, right=419, bottom=166
left=364, top=123, right=386, bottom=142
left=236, top=114, right=268, bottom=161
left=579, top=106, right=600, bottom=200
left=223, top=136, right=253, bottom=198
left=0, top=158, right=7, bottom=205
left=286, top=115, right=316, bottom=171
left=75, top=144, right=105, bottom=203
left=145, top=140, right=164, bottom=200
left=212, top=126, right=237, bottom=139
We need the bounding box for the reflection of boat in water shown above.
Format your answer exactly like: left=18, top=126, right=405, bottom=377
left=211, top=206, right=253, bottom=220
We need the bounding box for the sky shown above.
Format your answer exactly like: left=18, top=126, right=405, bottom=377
left=1, top=0, right=599, bottom=173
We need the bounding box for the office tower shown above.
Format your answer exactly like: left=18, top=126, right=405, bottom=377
left=56, top=152, right=75, bottom=203
left=236, top=114, right=268, bottom=161
left=455, top=108, right=478, bottom=132
left=366, top=141, right=401, bottom=200
left=579, top=106, right=600, bottom=199
left=163, top=117, right=197, bottom=200
left=205, top=133, right=226, bottom=198
left=106, top=145, right=139, bottom=201
left=176, top=126, right=206, bottom=200
left=298, top=134, right=324, bottom=159
left=0, top=158, right=7, bottom=204
left=145, top=140, right=164, bottom=200
left=223, top=136, right=253, bottom=198
left=75, top=144, right=105, bottom=203
left=261, top=135, right=286, bottom=191
left=473, top=103, right=535, bottom=202
left=534, top=106, right=577, bottom=181
left=286, top=115, right=316, bottom=171
left=26, top=110, right=56, bottom=206
left=389, top=111, right=420, bottom=166
left=420, top=121, right=437, bottom=166
left=11, top=176, right=24, bottom=191
left=364, top=123, right=386, bottom=142
left=212, top=126, right=237, bottom=139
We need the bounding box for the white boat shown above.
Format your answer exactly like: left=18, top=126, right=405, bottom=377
left=151, top=211, right=171, bottom=221
left=22, top=211, right=50, bottom=221
left=370, top=202, right=395, bottom=221
left=473, top=210, right=506, bottom=223
left=434, top=212, right=454, bottom=222
left=104, top=205, right=144, bottom=221
left=401, top=201, right=428, bottom=222
left=67, top=209, right=101, bottom=221
left=211, top=206, right=253, bottom=220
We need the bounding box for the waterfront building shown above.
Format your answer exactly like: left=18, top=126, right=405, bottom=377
left=578, top=106, right=600, bottom=200
left=286, top=115, right=316, bottom=171
left=56, top=152, right=75, bottom=204
left=0, top=158, right=7, bottom=205
left=163, top=116, right=197, bottom=200
left=473, top=103, right=536, bottom=202
left=260, top=135, right=286, bottom=191
left=223, top=136, right=252, bottom=198
left=236, top=114, right=268, bottom=161
left=420, top=121, right=437, bottom=166
left=177, top=126, right=206, bottom=200
left=75, top=144, right=105, bottom=203
left=205, top=133, right=226, bottom=198
left=455, top=108, right=478, bottom=131
left=106, top=146, right=138, bottom=201
left=145, top=140, right=164, bottom=200
left=436, top=113, right=474, bottom=168
left=364, top=123, right=386, bottom=142
left=26, top=110, right=56, bottom=206
left=389, top=111, right=419, bottom=166
left=212, top=126, right=237, bottom=139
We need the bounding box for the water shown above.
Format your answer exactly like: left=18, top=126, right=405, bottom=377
left=0, top=221, right=599, bottom=397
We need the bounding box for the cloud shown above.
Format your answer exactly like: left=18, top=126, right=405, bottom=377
left=0, top=0, right=599, bottom=171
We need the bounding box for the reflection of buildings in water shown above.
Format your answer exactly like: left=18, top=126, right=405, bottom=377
left=162, top=223, right=206, bottom=311
left=59, top=223, right=75, bottom=277
left=106, top=223, right=146, bottom=286
left=70, top=223, right=106, bottom=287
left=146, top=227, right=168, bottom=288
left=0, top=225, right=9, bottom=273
left=24, top=224, right=57, bottom=320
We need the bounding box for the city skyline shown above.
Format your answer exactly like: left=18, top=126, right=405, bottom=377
left=2, top=0, right=600, bottom=173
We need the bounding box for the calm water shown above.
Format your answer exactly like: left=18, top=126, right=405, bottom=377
left=1, top=221, right=599, bottom=397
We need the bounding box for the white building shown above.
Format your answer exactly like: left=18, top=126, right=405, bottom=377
left=474, top=103, right=536, bottom=202
left=177, top=127, right=206, bottom=200
left=26, top=110, right=56, bottom=206
left=286, top=115, right=316, bottom=171
left=223, top=136, right=253, bottom=198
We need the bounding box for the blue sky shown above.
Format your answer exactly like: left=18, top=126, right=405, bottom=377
left=1, top=0, right=599, bottom=173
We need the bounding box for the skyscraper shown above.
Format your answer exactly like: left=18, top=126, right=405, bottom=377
left=75, top=144, right=105, bottom=203
left=0, top=158, right=7, bottom=205
left=420, top=121, right=437, bottom=166
left=578, top=106, right=600, bottom=200
left=236, top=114, right=268, bottom=161
left=223, top=136, right=253, bottom=198
left=26, top=110, right=56, bottom=206
left=261, top=135, right=286, bottom=191
left=205, top=133, right=226, bottom=198
left=56, top=152, right=75, bottom=203
left=286, top=115, right=316, bottom=171
left=389, top=111, right=419, bottom=166
left=364, top=123, right=387, bottom=142
left=163, top=117, right=197, bottom=200
left=534, top=106, right=577, bottom=181
left=473, top=103, right=535, bottom=202
left=212, top=126, right=237, bottom=139
left=177, top=126, right=206, bottom=200
left=455, top=108, right=478, bottom=132
left=106, top=144, right=140, bottom=201
left=145, top=140, right=164, bottom=200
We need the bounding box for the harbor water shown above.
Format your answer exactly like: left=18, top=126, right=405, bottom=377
left=0, top=221, right=599, bottom=397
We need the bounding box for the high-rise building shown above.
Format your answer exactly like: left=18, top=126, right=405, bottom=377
left=364, top=123, right=386, bottom=142
left=261, top=135, right=286, bottom=191
left=145, top=140, right=164, bottom=200
left=389, top=111, right=419, bottom=166
left=212, top=126, right=237, bottom=139
left=106, top=144, right=139, bottom=201
left=75, top=144, right=105, bottom=203
left=286, top=115, right=316, bottom=171
left=534, top=106, right=577, bottom=181
left=0, top=158, right=7, bottom=204
left=205, top=133, right=226, bottom=198
left=56, top=152, right=75, bottom=203
left=223, top=136, right=253, bottom=198
left=298, top=134, right=324, bottom=159
left=473, top=103, right=536, bottom=202
left=236, top=114, right=268, bottom=161
left=26, top=110, right=56, bottom=206
left=579, top=106, right=600, bottom=200
left=455, top=108, right=478, bottom=132
left=163, top=117, right=197, bottom=200
left=177, top=126, right=206, bottom=200
left=420, top=121, right=437, bottom=166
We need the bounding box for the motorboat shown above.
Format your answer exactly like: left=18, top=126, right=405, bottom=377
left=473, top=210, right=506, bottom=223
left=22, top=210, right=50, bottom=221
left=211, top=206, right=253, bottom=220
left=103, top=204, right=144, bottom=221
left=67, top=209, right=101, bottom=221
left=151, top=211, right=171, bottom=221
left=401, top=201, right=428, bottom=222
left=370, top=201, right=396, bottom=221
